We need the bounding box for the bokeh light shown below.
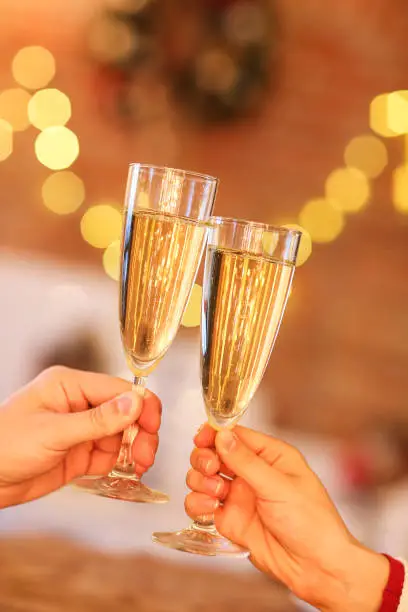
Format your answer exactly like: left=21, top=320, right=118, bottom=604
left=12, top=46, right=56, bottom=90
left=182, top=284, right=202, bottom=328
left=387, top=91, right=408, bottom=135
left=81, top=204, right=122, bottom=248
left=42, top=171, right=85, bottom=215
left=299, top=198, right=345, bottom=244
left=392, top=165, right=408, bottom=214
left=103, top=240, right=121, bottom=280
left=89, top=14, right=138, bottom=64
left=28, top=89, right=72, bottom=130
left=0, top=119, right=13, bottom=161
left=195, top=49, right=239, bottom=95
left=344, top=135, right=388, bottom=179
left=0, top=88, right=31, bottom=131
left=224, top=3, right=267, bottom=46
left=325, top=167, right=371, bottom=214
left=282, top=224, right=312, bottom=266
left=35, top=127, right=79, bottom=170
left=369, top=94, right=398, bottom=138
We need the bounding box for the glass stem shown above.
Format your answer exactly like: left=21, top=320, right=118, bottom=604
left=110, top=376, right=146, bottom=479
left=192, top=515, right=217, bottom=534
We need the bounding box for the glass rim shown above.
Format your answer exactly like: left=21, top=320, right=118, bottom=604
left=129, top=163, right=219, bottom=185
left=208, top=216, right=303, bottom=238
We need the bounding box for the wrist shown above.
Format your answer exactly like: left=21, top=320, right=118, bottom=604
left=321, top=541, right=389, bottom=612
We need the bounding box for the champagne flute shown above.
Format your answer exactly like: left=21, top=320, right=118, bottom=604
left=74, top=164, right=218, bottom=503
left=153, top=217, right=300, bottom=550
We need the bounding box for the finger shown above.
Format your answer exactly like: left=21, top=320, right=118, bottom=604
left=215, top=429, right=289, bottom=499
left=47, top=392, right=142, bottom=450
left=190, top=448, right=220, bottom=476
left=186, top=469, right=229, bottom=499
left=137, top=392, right=162, bottom=434
left=132, top=430, right=159, bottom=473
left=94, top=433, right=123, bottom=454
left=194, top=423, right=216, bottom=448
left=215, top=478, right=256, bottom=547
left=233, top=426, right=307, bottom=476
left=184, top=492, right=220, bottom=520
left=190, top=448, right=235, bottom=479
left=43, top=367, right=133, bottom=409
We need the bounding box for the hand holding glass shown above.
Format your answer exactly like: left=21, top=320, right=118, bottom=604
left=153, top=217, right=300, bottom=552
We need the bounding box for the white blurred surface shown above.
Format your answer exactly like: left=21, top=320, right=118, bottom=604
left=2, top=251, right=408, bottom=595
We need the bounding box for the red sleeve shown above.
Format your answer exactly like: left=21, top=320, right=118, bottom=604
left=379, top=555, right=405, bottom=612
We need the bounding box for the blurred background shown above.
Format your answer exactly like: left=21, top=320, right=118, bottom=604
left=1, top=0, right=408, bottom=609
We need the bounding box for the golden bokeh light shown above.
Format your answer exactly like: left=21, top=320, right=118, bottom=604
left=299, top=198, right=345, bottom=244
left=369, top=94, right=398, bottom=138
left=12, top=46, right=56, bottom=90
left=392, top=165, right=408, bottom=214
left=325, top=167, right=371, bottom=214
left=0, top=88, right=31, bottom=131
left=103, top=240, right=121, bottom=280
left=387, top=91, right=408, bottom=135
left=282, top=224, right=312, bottom=266
left=35, top=126, right=79, bottom=170
left=344, top=135, right=388, bottom=178
left=42, top=171, right=85, bottom=215
left=0, top=119, right=13, bottom=161
left=28, top=89, right=71, bottom=130
left=182, top=284, right=202, bottom=328
left=81, top=204, right=122, bottom=248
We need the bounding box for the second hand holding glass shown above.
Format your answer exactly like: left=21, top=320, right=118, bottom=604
left=153, top=217, right=300, bottom=554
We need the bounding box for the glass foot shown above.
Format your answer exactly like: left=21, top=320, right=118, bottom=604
left=152, top=525, right=249, bottom=557
left=73, top=475, right=169, bottom=504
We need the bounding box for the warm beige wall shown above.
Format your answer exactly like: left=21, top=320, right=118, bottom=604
left=1, top=0, right=408, bottom=434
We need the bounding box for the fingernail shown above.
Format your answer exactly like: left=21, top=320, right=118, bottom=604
left=198, top=458, right=213, bottom=474
left=207, top=477, right=223, bottom=496
left=217, top=430, right=237, bottom=453
left=115, top=392, right=139, bottom=417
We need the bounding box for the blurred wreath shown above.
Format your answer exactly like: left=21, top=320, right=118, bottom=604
left=88, top=0, right=278, bottom=125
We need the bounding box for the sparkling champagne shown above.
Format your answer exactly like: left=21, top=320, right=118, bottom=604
left=120, top=209, right=206, bottom=375
left=202, top=246, right=294, bottom=428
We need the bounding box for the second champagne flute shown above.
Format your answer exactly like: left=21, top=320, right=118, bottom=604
left=153, top=217, right=300, bottom=549
left=74, top=164, right=218, bottom=503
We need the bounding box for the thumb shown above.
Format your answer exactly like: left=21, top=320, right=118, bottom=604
left=49, top=392, right=142, bottom=450
left=215, top=429, right=288, bottom=499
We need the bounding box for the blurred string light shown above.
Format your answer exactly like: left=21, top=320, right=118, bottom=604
left=42, top=171, right=85, bottom=215
left=344, top=135, right=388, bottom=179
left=370, top=92, right=408, bottom=138
left=35, top=126, right=79, bottom=170
left=325, top=167, right=371, bottom=214
left=12, top=46, right=56, bottom=90
left=81, top=204, right=122, bottom=248
left=103, top=239, right=121, bottom=280
left=392, top=165, right=408, bottom=214
left=0, top=88, right=31, bottom=131
left=0, top=119, right=13, bottom=161
left=298, top=198, right=344, bottom=244
left=387, top=91, right=408, bottom=135
left=28, top=89, right=71, bottom=130
left=182, top=284, right=202, bottom=328
left=282, top=224, right=312, bottom=266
